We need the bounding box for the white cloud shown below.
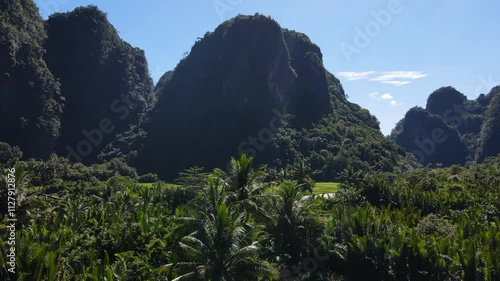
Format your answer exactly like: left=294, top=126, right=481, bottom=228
left=337, top=70, right=428, bottom=86
left=368, top=92, right=379, bottom=99
left=380, top=80, right=411, bottom=86
left=380, top=93, right=393, bottom=100
left=370, top=71, right=427, bottom=86
left=337, top=71, right=376, bottom=81
left=390, top=100, right=403, bottom=107
left=368, top=92, right=402, bottom=107
left=370, top=71, right=427, bottom=81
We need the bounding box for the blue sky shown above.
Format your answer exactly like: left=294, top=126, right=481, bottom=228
left=35, top=0, right=500, bottom=135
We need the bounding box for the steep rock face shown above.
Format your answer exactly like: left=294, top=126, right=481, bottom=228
left=282, top=29, right=331, bottom=125
left=137, top=15, right=334, bottom=179
left=44, top=6, right=154, bottom=163
left=393, top=107, right=466, bottom=166
left=0, top=0, right=63, bottom=159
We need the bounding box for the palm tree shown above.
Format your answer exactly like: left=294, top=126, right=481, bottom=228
left=270, top=181, right=317, bottom=266
left=170, top=182, right=278, bottom=281
left=338, top=166, right=365, bottom=186
left=214, top=154, right=266, bottom=200
left=290, top=159, right=314, bottom=192
left=214, top=155, right=274, bottom=225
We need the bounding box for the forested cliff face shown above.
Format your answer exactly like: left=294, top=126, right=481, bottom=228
left=0, top=2, right=154, bottom=163
left=477, top=86, right=500, bottom=162
left=137, top=14, right=409, bottom=180
left=44, top=6, right=155, bottom=164
left=0, top=0, right=63, bottom=159
left=391, top=86, right=499, bottom=165
left=392, top=107, right=467, bottom=166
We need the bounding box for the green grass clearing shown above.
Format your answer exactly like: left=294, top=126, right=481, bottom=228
left=140, top=181, right=339, bottom=196
left=140, top=182, right=181, bottom=188
left=313, top=182, right=340, bottom=194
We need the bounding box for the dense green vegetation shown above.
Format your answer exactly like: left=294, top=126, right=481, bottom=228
left=1, top=154, right=499, bottom=280
left=392, top=86, right=499, bottom=166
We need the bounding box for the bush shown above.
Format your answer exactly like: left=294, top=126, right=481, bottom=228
left=416, top=213, right=456, bottom=237
left=0, top=142, right=23, bottom=164
left=138, top=173, right=159, bottom=183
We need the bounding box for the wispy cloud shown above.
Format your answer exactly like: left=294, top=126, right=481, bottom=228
left=380, top=93, right=393, bottom=100
left=390, top=100, right=403, bottom=107
left=370, top=71, right=427, bottom=86
left=337, top=71, right=376, bottom=80
left=380, top=80, right=411, bottom=86
left=368, top=92, right=379, bottom=99
left=370, top=71, right=427, bottom=81
left=337, top=70, right=428, bottom=86
left=369, top=92, right=402, bottom=107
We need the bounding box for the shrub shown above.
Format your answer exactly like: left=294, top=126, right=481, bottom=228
left=138, top=173, right=159, bottom=183
left=0, top=142, right=23, bottom=164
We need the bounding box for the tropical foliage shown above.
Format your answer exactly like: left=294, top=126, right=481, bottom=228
left=1, top=154, right=499, bottom=280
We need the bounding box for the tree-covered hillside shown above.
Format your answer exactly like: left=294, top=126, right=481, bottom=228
left=137, top=14, right=411, bottom=181
left=477, top=86, right=500, bottom=162
left=391, top=86, right=499, bottom=166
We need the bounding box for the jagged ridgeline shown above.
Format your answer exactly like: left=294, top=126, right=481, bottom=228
left=0, top=0, right=63, bottom=159
left=391, top=86, right=499, bottom=165
left=138, top=14, right=409, bottom=180
left=44, top=6, right=155, bottom=164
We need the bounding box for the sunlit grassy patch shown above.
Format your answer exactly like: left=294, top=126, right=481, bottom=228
left=313, top=182, right=340, bottom=194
